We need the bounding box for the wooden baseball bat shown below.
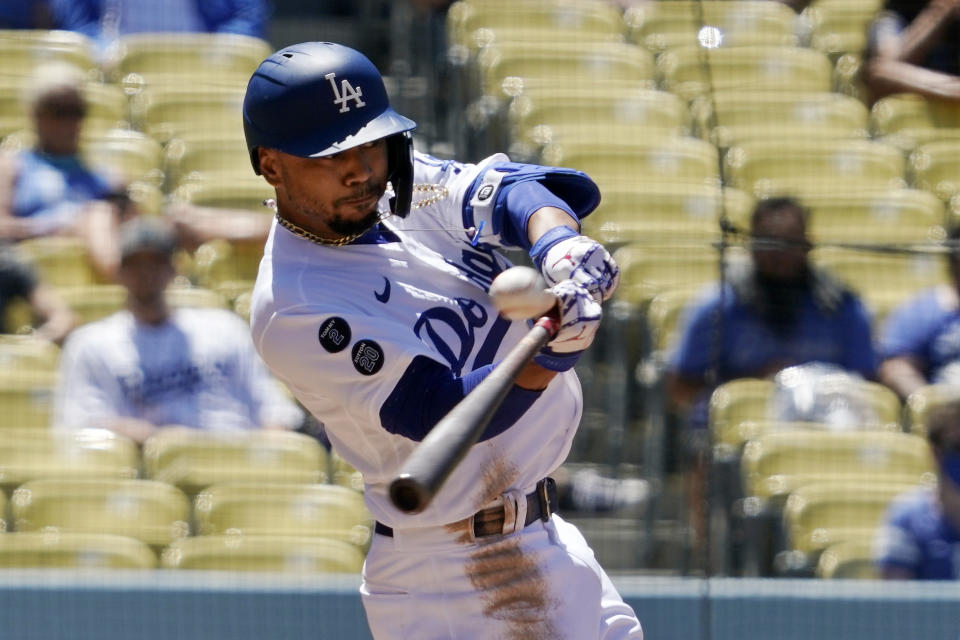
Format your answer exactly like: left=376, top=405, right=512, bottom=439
left=389, top=314, right=559, bottom=514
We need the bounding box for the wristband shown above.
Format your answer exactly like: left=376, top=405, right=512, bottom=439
left=533, top=347, right=583, bottom=372
left=529, top=226, right=579, bottom=271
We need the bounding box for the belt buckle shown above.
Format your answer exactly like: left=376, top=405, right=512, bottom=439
left=537, top=478, right=553, bottom=522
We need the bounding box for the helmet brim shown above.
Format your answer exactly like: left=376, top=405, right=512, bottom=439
left=285, top=107, right=416, bottom=159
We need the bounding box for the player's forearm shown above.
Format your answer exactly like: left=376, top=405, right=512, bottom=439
left=867, top=59, right=960, bottom=101
left=526, top=206, right=579, bottom=246
left=897, top=0, right=960, bottom=63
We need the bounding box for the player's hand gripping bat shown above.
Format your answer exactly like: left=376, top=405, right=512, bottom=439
left=388, top=266, right=559, bottom=514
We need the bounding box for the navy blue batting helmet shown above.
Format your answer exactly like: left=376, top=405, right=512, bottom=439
left=243, top=42, right=417, bottom=216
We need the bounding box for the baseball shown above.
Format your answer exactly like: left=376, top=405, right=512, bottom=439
left=489, top=266, right=558, bottom=320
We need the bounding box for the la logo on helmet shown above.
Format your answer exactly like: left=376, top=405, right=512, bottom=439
left=325, top=72, right=366, bottom=113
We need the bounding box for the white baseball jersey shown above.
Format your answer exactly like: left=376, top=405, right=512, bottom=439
left=55, top=307, right=304, bottom=431
left=250, top=151, right=584, bottom=529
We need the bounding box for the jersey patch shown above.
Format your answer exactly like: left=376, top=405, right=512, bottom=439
left=318, top=317, right=351, bottom=353
left=352, top=339, right=384, bottom=376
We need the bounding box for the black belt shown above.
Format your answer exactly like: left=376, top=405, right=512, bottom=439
left=375, top=477, right=557, bottom=540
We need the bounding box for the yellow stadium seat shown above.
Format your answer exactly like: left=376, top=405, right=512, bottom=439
left=694, top=90, right=870, bottom=149
left=0, top=334, right=60, bottom=374
left=798, top=188, right=945, bottom=245
left=0, top=428, right=139, bottom=493
left=105, top=32, right=270, bottom=82
left=163, top=134, right=255, bottom=190
left=740, top=430, right=934, bottom=503
left=329, top=451, right=364, bottom=492
left=644, top=284, right=711, bottom=359
left=815, top=538, right=878, bottom=579
left=905, top=384, right=960, bottom=437
left=625, top=0, right=799, bottom=54
left=194, top=482, right=372, bottom=548
left=611, top=243, right=727, bottom=308
left=803, top=0, right=882, bottom=59
left=447, top=0, right=626, bottom=49
left=909, top=140, right=960, bottom=202
left=583, top=183, right=753, bottom=245
left=658, top=45, right=834, bottom=102
left=16, top=235, right=98, bottom=288
left=129, top=85, right=246, bottom=144
left=477, top=41, right=656, bottom=99
left=81, top=128, right=164, bottom=188
left=783, top=480, right=923, bottom=555
left=161, top=534, right=366, bottom=573
left=723, top=139, right=906, bottom=197
left=142, top=429, right=328, bottom=495
left=0, top=30, right=98, bottom=77
left=0, top=531, right=156, bottom=569
left=811, top=247, right=949, bottom=326
left=57, top=284, right=228, bottom=326
left=11, top=478, right=190, bottom=550
left=171, top=175, right=275, bottom=213
left=190, top=239, right=265, bottom=293
left=0, top=489, right=6, bottom=532
left=0, top=368, right=57, bottom=430
left=870, top=93, right=960, bottom=152
left=542, top=137, right=720, bottom=193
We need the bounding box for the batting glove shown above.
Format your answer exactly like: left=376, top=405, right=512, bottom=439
left=530, top=227, right=620, bottom=303
left=533, top=279, right=602, bottom=372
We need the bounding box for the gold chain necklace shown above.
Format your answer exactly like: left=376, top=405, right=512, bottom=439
left=268, top=183, right=449, bottom=248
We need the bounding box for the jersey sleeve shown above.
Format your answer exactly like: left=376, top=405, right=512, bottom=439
left=873, top=492, right=923, bottom=576
left=53, top=329, right=130, bottom=430
left=667, top=287, right=722, bottom=379
left=878, top=291, right=942, bottom=361
left=253, top=304, right=447, bottom=432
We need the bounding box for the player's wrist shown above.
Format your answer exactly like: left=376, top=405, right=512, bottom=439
left=533, top=347, right=582, bottom=372
left=529, top=226, right=579, bottom=271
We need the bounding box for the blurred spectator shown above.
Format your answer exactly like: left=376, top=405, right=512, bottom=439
left=666, top=197, right=876, bottom=431
left=877, top=225, right=960, bottom=401
left=0, top=62, right=133, bottom=281
left=0, top=246, right=75, bottom=344
left=863, top=0, right=960, bottom=105
left=0, top=0, right=54, bottom=28
left=53, top=217, right=304, bottom=444
left=51, top=0, right=270, bottom=48
left=874, top=398, right=960, bottom=580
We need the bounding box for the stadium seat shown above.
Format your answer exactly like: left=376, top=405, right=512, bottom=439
left=0, top=428, right=139, bottom=493
left=329, top=451, right=364, bottom=492
left=803, top=0, right=882, bottom=60
left=611, top=243, right=728, bottom=308
left=541, top=136, right=721, bottom=192
left=446, top=0, right=626, bottom=50
left=905, top=384, right=960, bottom=436
left=507, top=87, right=691, bottom=147
left=815, top=538, right=878, bottom=579
left=723, top=139, right=906, bottom=197
left=170, top=175, right=275, bottom=213
left=16, top=235, right=99, bottom=288
left=658, top=45, right=834, bottom=102
left=476, top=41, right=656, bottom=99
left=105, top=32, right=270, bottom=82
left=129, top=85, right=247, bottom=144
left=11, top=478, right=190, bottom=549
left=798, top=188, right=946, bottom=245
left=693, top=90, right=870, bottom=149
left=161, top=534, right=366, bottom=573
left=582, top=183, right=753, bottom=245
left=811, top=247, right=949, bottom=327
left=782, top=480, right=923, bottom=556
left=624, top=0, right=800, bottom=54
left=0, top=334, right=60, bottom=374
left=163, top=134, right=255, bottom=190
left=644, top=284, right=713, bottom=359
left=0, top=78, right=129, bottom=143
left=0, top=30, right=98, bottom=77
left=193, top=482, right=372, bottom=548
left=0, top=531, right=157, bottom=569
left=142, top=429, right=328, bottom=495
left=909, top=140, right=960, bottom=202
left=56, top=283, right=228, bottom=326
left=0, top=489, right=6, bottom=531
left=0, top=369, right=57, bottom=431
left=740, top=429, right=934, bottom=503
left=189, top=239, right=266, bottom=296
left=81, top=128, right=165, bottom=188
left=870, top=93, right=960, bottom=152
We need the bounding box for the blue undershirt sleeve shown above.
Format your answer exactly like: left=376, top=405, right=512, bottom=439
left=499, top=181, right=577, bottom=250
left=379, top=355, right=544, bottom=442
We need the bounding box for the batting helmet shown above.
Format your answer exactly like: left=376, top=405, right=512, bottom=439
left=243, top=42, right=417, bottom=217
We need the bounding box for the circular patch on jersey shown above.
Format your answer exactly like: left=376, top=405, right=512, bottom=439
left=351, top=340, right=384, bottom=376
left=477, top=184, right=494, bottom=201
left=318, top=317, right=351, bottom=353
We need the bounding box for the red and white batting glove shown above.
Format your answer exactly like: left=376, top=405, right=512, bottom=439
left=534, top=279, right=602, bottom=372
left=530, top=227, right=620, bottom=303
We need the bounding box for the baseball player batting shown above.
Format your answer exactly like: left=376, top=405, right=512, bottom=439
left=243, top=42, right=643, bottom=639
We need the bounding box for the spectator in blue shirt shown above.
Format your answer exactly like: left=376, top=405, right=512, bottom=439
left=51, top=0, right=270, bottom=50
left=666, top=196, right=877, bottom=430
left=878, top=225, right=960, bottom=400
left=874, top=398, right=960, bottom=580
